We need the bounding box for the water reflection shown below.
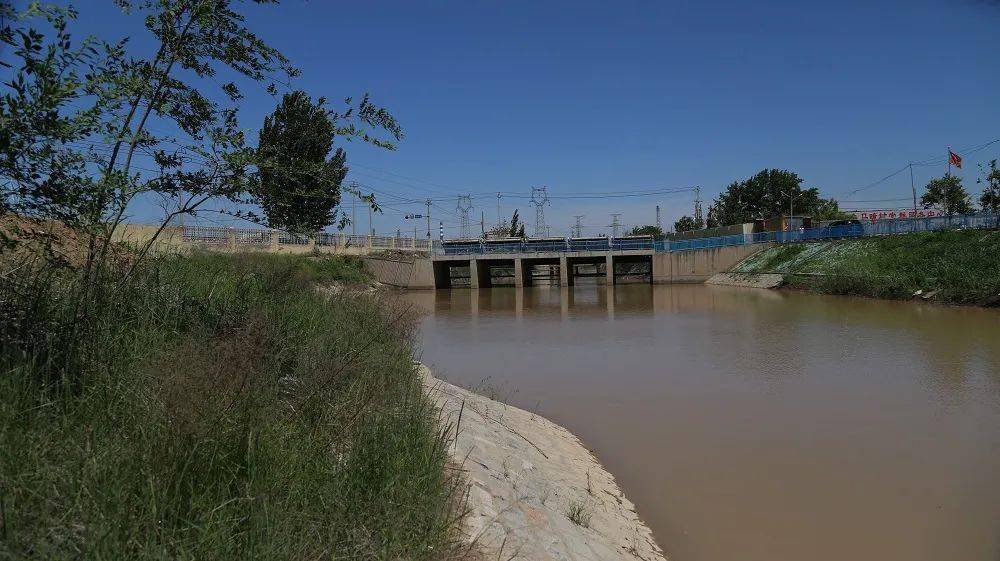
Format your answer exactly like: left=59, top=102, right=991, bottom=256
left=402, top=284, right=1000, bottom=561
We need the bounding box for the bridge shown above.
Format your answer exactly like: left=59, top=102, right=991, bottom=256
left=414, top=243, right=769, bottom=289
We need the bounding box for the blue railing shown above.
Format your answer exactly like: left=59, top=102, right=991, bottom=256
left=437, top=214, right=999, bottom=256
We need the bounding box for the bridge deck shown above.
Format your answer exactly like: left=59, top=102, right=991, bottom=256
left=432, top=249, right=654, bottom=261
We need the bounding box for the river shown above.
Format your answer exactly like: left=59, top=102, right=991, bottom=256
left=401, top=283, right=1000, bottom=561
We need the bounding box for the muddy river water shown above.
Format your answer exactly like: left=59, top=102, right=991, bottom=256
left=402, top=283, right=1000, bottom=561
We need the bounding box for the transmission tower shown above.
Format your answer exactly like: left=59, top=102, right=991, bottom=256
left=529, top=186, right=549, bottom=238
left=456, top=194, right=474, bottom=238
left=609, top=213, right=622, bottom=238
left=655, top=205, right=662, bottom=232
left=572, top=215, right=584, bottom=238
left=693, top=186, right=703, bottom=226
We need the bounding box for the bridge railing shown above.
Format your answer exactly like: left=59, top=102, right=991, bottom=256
left=434, top=213, right=998, bottom=256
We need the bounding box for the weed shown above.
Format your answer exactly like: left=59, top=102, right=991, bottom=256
left=566, top=500, right=592, bottom=528
left=0, top=251, right=466, bottom=560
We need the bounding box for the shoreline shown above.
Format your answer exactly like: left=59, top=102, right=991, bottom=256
left=420, top=364, right=667, bottom=561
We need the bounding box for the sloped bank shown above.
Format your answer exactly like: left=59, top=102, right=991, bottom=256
left=421, top=365, right=667, bottom=561
left=714, top=229, right=1000, bottom=306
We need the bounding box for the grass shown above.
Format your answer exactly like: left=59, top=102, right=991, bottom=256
left=0, top=250, right=467, bottom=560
left=735, top=229, right=1000, bottom=305
left=566, top=501, right=592, bottom=528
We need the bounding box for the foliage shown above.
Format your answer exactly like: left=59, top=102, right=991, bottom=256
left=708, top=168, right=839, bottom=226
left=0, top=1, right=400, bottom=272
left=734, top=230, right=1000, bottom=305
left=920, top=175, right=974, bottom=215
left=0, top=3, right=109, bottom=248
left=486, top=210, right=527, bottom=238
left=629, top=224, right=665, bottom=239
left=674, top=215, right=701, bottom=232
left=566, top=501, right=592, bottom=527
left=979, top=159, right=1000, bottom=215
left=0, top=252, right=466, bottom=560
left=254, top=91, right=346, bottom=234
left=812, top=197, right=853, bottom=221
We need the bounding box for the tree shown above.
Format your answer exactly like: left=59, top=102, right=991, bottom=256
left=674, top=215, right=699, bottom=232
left=0, top=1, right=401, bottom=275
left=509, top=209, right=526, bottom=238
left=629, top=225, right=665, bottom=239
left=708, top=169, right=831, bottom=226
left=921, top=175, right=974, bottom=215
left=812, top=198, right=853, bottom=221
left=255, top=92, right=346, bottom=234
left=486, top=209, right=526, bottom=238
left=979, top=159, right=1000, bottom=215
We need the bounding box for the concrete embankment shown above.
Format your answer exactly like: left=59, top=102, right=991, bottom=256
left=421, top=365, right=666, bottom=561
left=714, top=230, right=1000, bottom=306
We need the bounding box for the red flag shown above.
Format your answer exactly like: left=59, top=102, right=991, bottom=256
left=949, top=150, right=963, bottom=169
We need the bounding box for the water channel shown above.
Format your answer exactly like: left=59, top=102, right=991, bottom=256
left=401, top=283, right=1000, bottom=561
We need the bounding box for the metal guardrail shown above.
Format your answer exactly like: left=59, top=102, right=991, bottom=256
left=438, top=213, right=998, bottom=256
left=661, top=213, right=998, bottom=252
left=178, top=214, right=998, bottom=255
left=180, top=226, right=432, bottom=251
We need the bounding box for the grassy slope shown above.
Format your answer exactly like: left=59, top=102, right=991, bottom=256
left=0, top=252, right=466, bottom=560
left=732, top=229, right=1000, bottom=305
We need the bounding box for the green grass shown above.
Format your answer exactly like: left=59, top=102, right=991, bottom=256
left=0, top=251, right=467, bottom=560
left=736, top=230, right=1000, bottom=305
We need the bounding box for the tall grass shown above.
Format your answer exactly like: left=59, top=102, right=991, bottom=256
left=0, top=251, right=467, bottom=560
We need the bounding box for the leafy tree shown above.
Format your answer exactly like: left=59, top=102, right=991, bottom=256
left=708, top=169, right=830, bottom=225
left=812, top=198, right=853, bottom=221
left=255, top=91, right=346, bottom=234
left=486, top=209, right=526, bottom=238
left=629, top=225, right=665, bottom=239
left=920, top=175, right=974, bottom=215
left=1, top=1, right=401, bottom=274
left=674, top=215, right=699, bottom=232
left=979, top=159, right=1000, bottom=215
left=509, top=209, right=526, bottom=238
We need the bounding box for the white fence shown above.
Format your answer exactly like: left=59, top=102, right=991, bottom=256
left=180, top=225, right=434, bottom=252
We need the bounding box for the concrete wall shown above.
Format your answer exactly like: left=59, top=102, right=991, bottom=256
left=367, top=244, right=771, bottom=290
left=652, top=243, right=772, bottom=283
left=363, top=256, right=436, bottom=289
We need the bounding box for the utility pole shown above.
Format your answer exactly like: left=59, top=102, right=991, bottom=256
left=456, top=194, right=473, bottom=238
left=693, top=187, right=703, bottom=227
left=909, top=162, right=917, bottom=213
left=368, top=200, right=374, bottom=237
left=529, top=186, right=549, bottom=238
left=655, top=205, right=662, bottom=232
left=573, top=215, right=584, bottom=238
left=609, top=213, right=622, bottom=238
left=439, top=221, right=444, bottom=241
left=425, top=199, right=432, bottom=239
left=481, top=211, right=485, bottom=236
left=496, top=192, right=502, bottom=228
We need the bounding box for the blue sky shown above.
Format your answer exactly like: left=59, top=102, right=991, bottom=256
left=31, top=1, right=1000, bottom=235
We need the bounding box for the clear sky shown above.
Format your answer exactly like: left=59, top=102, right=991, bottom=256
left=32, top=0, right=1000, bottom=235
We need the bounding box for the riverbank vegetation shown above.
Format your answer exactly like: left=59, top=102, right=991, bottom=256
left=0, top=250, right=467, bottom=559
left=732, top=229, right=1000, bottom=305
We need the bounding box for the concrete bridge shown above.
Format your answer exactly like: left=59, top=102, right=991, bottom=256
left=365, top=243, right=771, bottom=289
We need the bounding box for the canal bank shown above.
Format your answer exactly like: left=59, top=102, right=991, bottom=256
left=724, top=229, right=1000, bottom=306
left=422, top=364, right=666, bottom=561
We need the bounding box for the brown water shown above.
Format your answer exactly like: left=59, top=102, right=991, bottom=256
left=401, top=284, right=1000, bottom=561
